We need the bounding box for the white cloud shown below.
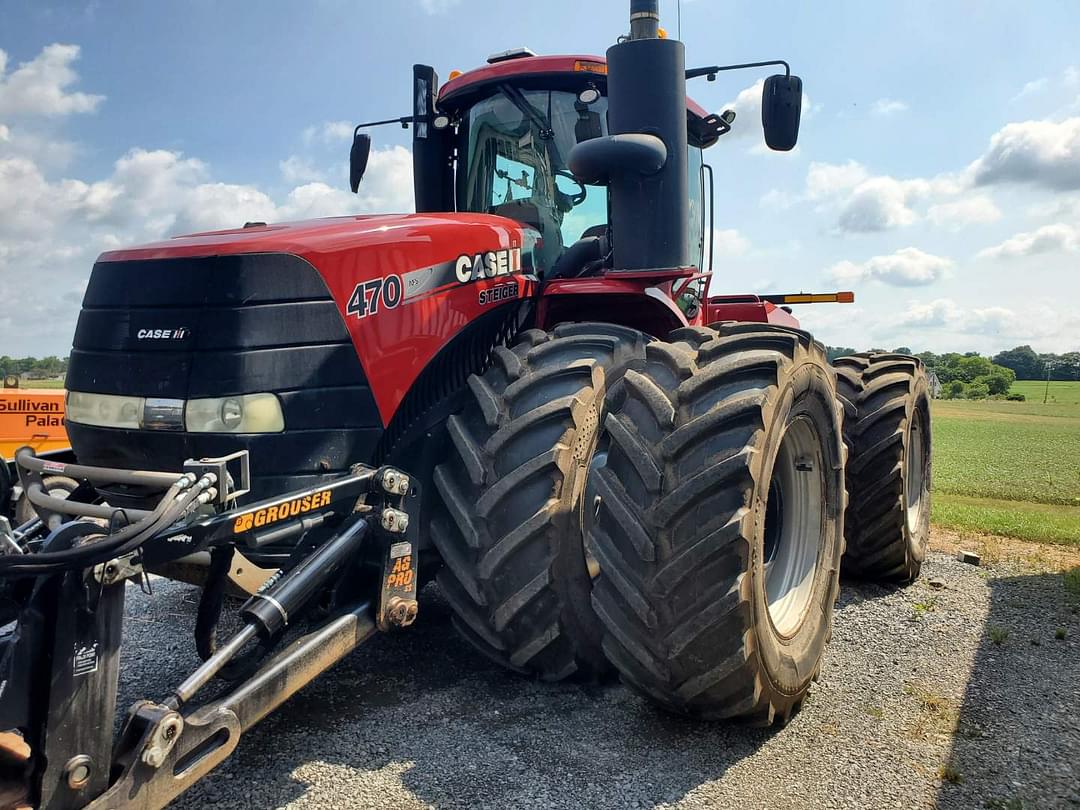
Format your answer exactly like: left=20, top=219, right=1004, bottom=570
left=976, top=223, right=1079, bottom=260
left=1026, top=195, right=1080, bottom=219
left=892, top=298, right=1068, bottom=344
left=895, top=298, right=964, bottom=328
left=302, top=120, right=355, bottom=146
left=826, top=247, right=952, bottom=287
left=969, top=116, right=1080, bottom=190
left=836, top=176, right=921, bottom=232
left=1012, top=77, right=1048, bottom=101
left=800, top=160, right=966, bottom=233
left=806, top=160, right=869, bottom=199
left=926, top=195, right=1002, bottom=229
left=871, top=98, right=908, bottom=116
left=0, top=44, right=104, bottom=118
left=712, top=228, right=750, bottom=255
left=279, top=155, right=325, bottom=184
left=0, top=140, right=414, bottom=356
left=703, top=228, right=750, bottom=269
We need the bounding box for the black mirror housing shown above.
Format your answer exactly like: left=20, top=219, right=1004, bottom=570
left=350, top=131, right=372, bottom=193
left=761, top=74, right=802, bottom=151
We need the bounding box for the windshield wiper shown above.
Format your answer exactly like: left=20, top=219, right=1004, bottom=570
left=496, top=84, right=562, bottom=166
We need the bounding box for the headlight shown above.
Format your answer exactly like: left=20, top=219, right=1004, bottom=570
left=65, top=391, right=285, bottom=433
left=185, top=393, right=284, bottom=433
left=67, top=392, right=144, bottom=429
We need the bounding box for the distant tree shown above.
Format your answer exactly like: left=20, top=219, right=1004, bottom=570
left=954, top=354, right=994, bottom=382
left=992, top=345, right=1044, bottom=380
left=893, top=346, right=912, bottom=354
left=942, top=380, right=965, bottom=399
left=1058, top=352, right=1080, bottom=381
left=826, top=346, right=858, bottom=363
left=974, top=366, right=1015, bottom=395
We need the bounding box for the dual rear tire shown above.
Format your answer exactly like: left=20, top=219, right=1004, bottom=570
left=433, top=321, right=845, bottom=721
left=587, top=324, right=844, bottom=721
left=433, top=325, right=926, bottom=722
left=834, top=353, right=932, bottom=583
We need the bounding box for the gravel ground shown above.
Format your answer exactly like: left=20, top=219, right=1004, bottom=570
left=114, top=543, right=1080, bottom=810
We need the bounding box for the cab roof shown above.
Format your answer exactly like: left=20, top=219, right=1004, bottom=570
left=438, top=53, right=710, bottom=119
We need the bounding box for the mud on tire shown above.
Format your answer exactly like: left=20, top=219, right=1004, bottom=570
left=587, top=323, right=845, bottom=723
left=834, top=353, right=931, bottom=583
left=432, top=322, right=649, bottom=680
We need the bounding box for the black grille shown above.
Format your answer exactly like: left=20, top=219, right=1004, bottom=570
left=66, top=253, right=383, bottom=501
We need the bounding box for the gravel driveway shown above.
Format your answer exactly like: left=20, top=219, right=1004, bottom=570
left=115, top=540, right=1079, bottom=810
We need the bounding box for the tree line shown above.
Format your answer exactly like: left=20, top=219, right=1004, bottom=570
left=0, top=356, right=69, bottom=379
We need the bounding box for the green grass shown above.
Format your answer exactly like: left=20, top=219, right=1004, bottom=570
left=16, top=378, right=65, bottom=389
left=930, top=380, right=1080, bottom=545
left=933, top=495, right=1080, bottom=545
left=1011, top=379, right=1080, bottom=405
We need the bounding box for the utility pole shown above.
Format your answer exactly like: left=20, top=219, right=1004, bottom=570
left=1043, top=361, right=1054, bottom=404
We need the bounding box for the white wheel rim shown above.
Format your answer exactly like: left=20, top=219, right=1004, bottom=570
left=905, top=409, right=927, bottom=534
left=763, top=417, right=825, bottom=638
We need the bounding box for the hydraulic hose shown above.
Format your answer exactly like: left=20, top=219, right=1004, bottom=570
left=0, top=476, right=205, bottom=576
left=15, top=447, right=180, bottom=489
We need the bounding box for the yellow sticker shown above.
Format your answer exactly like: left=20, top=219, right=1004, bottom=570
left=233, top=489, right=333, bottom=534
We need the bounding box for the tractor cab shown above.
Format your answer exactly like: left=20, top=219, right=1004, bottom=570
left=353, top=53, right=716, bottom=281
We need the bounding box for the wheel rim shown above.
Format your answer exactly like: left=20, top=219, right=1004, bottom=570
left=580, top=447, right=607, bottom=580
left=762, top=416, right=824, bottom=638
left=905, top=408, right=927, bottom=534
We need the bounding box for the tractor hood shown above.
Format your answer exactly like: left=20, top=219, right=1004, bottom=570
left=98, top=212, right=525, bottom=263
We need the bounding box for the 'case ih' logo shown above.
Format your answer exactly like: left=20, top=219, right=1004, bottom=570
left=455, top=247, right=522, bottom=283
left=136, top=328, right=189, bottom=340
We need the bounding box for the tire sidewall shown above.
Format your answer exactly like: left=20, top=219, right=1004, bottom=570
left=750, top=359, right=844, bottom=698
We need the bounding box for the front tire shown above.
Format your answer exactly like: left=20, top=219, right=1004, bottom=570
left=588, top=324, right=845, bottom=723
left=834, top=353, right=931, bottom=583
left=431, top=323, right=649, bottom=680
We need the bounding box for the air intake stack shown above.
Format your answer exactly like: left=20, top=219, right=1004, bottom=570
left=571, top=0, right=690, bottom=273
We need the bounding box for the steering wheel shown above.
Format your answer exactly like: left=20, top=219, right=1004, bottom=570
left=555, top=170, right=588, bottom=206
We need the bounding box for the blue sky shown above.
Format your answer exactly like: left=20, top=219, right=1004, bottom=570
left=1, top=0, right=1078, bottom=357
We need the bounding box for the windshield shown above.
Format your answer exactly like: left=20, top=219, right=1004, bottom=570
left=457, top=88, right=609, bottom=272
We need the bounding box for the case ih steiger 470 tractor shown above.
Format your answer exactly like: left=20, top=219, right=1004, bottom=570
left=0, top=2, right=932, bottom=807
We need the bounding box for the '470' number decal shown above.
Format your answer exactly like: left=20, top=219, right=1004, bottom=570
left=347, top=275, right=403, bottom=320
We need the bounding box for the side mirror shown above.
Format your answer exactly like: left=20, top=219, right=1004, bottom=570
left=350, top=131, right=372, bottom=193
left=761, top=74, right=802, bottom=151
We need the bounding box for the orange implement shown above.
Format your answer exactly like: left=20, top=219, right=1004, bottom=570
left=0, top=388, right=69, bottom=460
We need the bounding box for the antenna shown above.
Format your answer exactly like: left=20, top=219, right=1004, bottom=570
left=677, top=0, right=681, bottom=40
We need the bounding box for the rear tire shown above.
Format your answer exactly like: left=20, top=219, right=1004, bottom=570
left=588, top=323, right=845, bottom=722
left=432, top=323, right=649, bottom=680
left=834, top=353, right=931, bottom=583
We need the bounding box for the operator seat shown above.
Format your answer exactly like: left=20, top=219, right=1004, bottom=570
left=545, top=226, right=610, bottom=281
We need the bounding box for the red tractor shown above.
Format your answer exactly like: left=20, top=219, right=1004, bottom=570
left=0, top=2, right=932, bottom=807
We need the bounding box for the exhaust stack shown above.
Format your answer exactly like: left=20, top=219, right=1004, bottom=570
left=571, top=0, right=689, bottom=273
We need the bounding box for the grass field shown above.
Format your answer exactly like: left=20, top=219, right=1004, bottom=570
left=20, top=379, right=64, bottom=389
left=931, top=380, right=1080, bottom=546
